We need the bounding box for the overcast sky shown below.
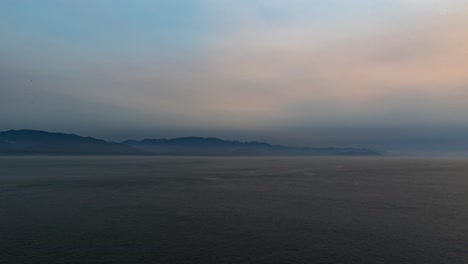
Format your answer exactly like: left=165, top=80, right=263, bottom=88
left=1, top=0, right=468, bottom=152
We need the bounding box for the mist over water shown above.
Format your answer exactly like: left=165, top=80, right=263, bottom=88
left=1, top=156, right=468, bottom=263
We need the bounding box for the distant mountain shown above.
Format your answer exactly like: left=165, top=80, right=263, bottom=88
left=0, top=130, right=381, bottom=156
left=0, top=130, right=144, bottom=155
left=123, top=137, right=381, bottom=156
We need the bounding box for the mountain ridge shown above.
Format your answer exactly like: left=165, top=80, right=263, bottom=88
left=0, top=129, right=381, bottom=156
left=0, top=129, right=144, bottom=155
left=123, top=136, right=381, bottom=156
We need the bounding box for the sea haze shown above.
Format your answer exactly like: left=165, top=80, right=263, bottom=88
left=1, top=156, right=468, bottom=264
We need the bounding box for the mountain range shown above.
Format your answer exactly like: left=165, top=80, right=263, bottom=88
left=0, top=129, right=381, bottom=156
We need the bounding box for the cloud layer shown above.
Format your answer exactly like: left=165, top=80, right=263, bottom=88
left=1, top=0, right=468, bottom=152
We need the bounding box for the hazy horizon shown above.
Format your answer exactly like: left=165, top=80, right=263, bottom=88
left=2, top=1, right=468, bottom=153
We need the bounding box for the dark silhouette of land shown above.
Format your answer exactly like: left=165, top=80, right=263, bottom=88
left=124, top=137, right=381, bottom=156
left=0, top=130, right=143, bottom=155
left=0, top=129, right=381, bottom=156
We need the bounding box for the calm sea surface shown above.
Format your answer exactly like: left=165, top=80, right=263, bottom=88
left=1, top=156, right=468, bottom=264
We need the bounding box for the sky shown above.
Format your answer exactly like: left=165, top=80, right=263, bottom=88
left=1, top=0, right=468, bottom=153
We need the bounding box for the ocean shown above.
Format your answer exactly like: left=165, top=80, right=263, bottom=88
left=1, top=156, right=468, bottom=263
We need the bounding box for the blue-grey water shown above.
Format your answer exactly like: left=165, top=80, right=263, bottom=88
left=1, top=156, right=468, bottom=264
